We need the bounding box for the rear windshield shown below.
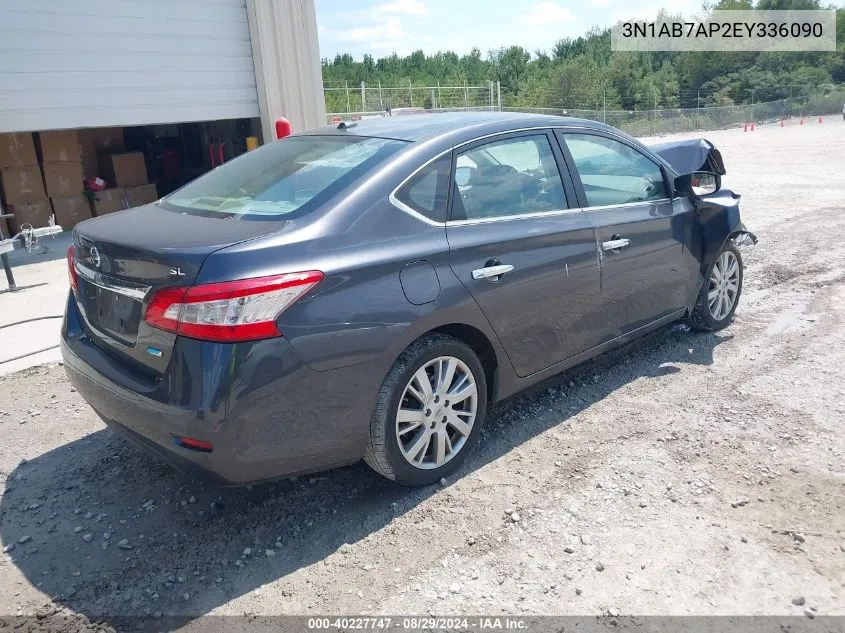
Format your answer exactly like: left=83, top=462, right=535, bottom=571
left=159, top=135, right=407, bottom=220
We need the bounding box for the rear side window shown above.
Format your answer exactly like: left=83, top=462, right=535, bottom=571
left=161, top=135, right=406, bottom=220
left=451, top=134, right=567, bottom=221
left=394, top=154, right=451, bottom=222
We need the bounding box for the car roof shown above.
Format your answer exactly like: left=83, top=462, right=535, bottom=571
left=297, top=111, right=621, bottom=143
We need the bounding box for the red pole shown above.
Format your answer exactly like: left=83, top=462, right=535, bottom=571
left=275, top=117, right=292, bottom=139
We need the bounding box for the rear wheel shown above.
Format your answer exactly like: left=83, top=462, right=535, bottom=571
left=364, top=334, right=487, bottom=486
left=687, top=242, right=743, bottom=331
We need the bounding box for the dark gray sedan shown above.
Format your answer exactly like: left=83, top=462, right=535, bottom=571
left=62, top=112, right=755, bottom=487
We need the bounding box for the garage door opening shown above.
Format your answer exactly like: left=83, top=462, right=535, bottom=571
left=0, top=117, right=263, bottom=239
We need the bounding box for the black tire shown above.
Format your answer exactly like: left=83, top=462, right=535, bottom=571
left=687, top=241, right=743, bottom=331
left=364, top=334, right=488, bottom=487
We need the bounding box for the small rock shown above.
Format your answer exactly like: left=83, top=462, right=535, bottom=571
left=440, top=477, right=447, bottom=486
left=449, top=582, right=461, bottom=594
left=243, top=547, right=252, bottom=556
left=117, top=539, right=132, bottom=550
left=3, top=543, right=14, bottom=553
left=639, top=501, right=648, bottom=508
left=73, top=526, right=83, bottom=533
left=793, top=533, right=806, bottom=543
left=839, top=543, right=845, bottom=553
left=595, top=562, right=605, bottom=572
left=510, top=513, right=521, bottom=523
left=467, top=536, right=476, bottom=545
left=575, top=588, right=583, bottom=596
left=804, top=609, right=815, bottom=619
left=188, top=496, right=196, bottom=504
left=580, top=534, right=591, bottom=545
left=564, top=546, right=575, bottom=554
left=183, top=593, right=190, bottom=601
left=265, top=549, right=275, bottom=557
left=18, top=535, right=31, bottom=544
left=741, top=536, right=748, bottom=543
left=792, top=596, right=806, bottom=606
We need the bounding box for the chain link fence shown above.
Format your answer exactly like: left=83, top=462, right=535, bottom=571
left=324, top=82, right=845, bottom=134
left=324, top=82, right=498, bottom=124
left=507, top=91, right=845, bottom=136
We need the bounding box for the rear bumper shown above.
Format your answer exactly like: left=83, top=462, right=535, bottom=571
left=61, top=293, right=380, bottom=485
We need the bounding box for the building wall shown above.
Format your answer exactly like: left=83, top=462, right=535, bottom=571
left=246, top=0, right=326, bottom=139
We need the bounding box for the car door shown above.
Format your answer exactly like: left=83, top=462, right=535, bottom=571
left=557, top=130, right=690, bottom=341
left=445, top=130, right=603, bottom=378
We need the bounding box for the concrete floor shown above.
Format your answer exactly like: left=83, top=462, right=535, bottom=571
left=0, top=231, right=70, bottom=375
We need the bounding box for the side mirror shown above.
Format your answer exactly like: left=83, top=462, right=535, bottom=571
left=674, top=171, right=720, bottom=197
left=455, top=165, right=473, bottom=187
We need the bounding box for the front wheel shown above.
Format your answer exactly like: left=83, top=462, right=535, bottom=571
left=364, top=334, right=487, bottom=486
left=687, top=242, right=743, bottom=331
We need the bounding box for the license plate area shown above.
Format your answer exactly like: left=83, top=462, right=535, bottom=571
left=76, top=265, right=151, bottom=347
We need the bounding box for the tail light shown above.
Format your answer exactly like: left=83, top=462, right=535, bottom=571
left=67, top=245, right=78, bottom=291
left=143, top=271, right=323, bottom=343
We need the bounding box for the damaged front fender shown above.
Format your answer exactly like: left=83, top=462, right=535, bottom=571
left=695, top=188, right=757, bottom=273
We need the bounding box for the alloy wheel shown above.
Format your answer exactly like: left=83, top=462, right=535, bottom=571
left=708, top=250, right=740, bottom=321
left=395, top=356, right=478, bottom=470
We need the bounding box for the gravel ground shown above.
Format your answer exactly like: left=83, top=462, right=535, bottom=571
left=0, top=119, right=844, bottom=627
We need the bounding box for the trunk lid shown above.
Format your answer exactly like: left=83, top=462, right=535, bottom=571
left=71, top=204, right=286, bottom=374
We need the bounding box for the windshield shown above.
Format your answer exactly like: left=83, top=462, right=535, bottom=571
left=160, top=135, right=407, bottom=219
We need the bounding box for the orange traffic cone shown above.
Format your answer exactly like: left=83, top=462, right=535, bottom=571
left=800, top=118, right=804, bottom=125
left=780, top=118, right=784, bottom=127
left=819, top=116, right=823, bottom=123
left=743, top=122, right=748, bottom=132
left=750, top=121, right=755, bottom=131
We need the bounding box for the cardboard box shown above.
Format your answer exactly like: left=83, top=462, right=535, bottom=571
left=79, top=127, right=124, bottom=179
left=92, top=188, right=127, bottom=215
left=1, top=166, right=47, bottom=203
left=0, top=133, right=38, bottom=168
left=6, top=198, right=53, bottom=234
left=39, top=130, right=80, bottom=163
left=42, top=161, right=83, bottom=198
left=123, top=184, right=158, bottom=207
left=99, top=152, right=147, bottom=188
left=51, top=195, right=93, bottom=230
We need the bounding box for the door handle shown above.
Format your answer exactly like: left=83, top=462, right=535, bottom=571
left=602, top=238, right=630, bottom=251
left=472, top=264, right=514, bottom=280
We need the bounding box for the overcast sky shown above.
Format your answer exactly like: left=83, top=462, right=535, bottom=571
left=315, top=0, right=845, bottom=60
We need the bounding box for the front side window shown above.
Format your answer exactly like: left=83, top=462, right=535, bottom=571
left=394, top=154, right=451, bottom=222
left=162, top=135, right=407, bottom=219
left=451, top=134, right=566, bottom=221
left=562, top=133, right=667, bottom=207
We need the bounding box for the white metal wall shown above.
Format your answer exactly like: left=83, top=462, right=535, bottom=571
left=0, top=0, right=261, bottom=132
left=247, top=0, right=326, bottom=138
